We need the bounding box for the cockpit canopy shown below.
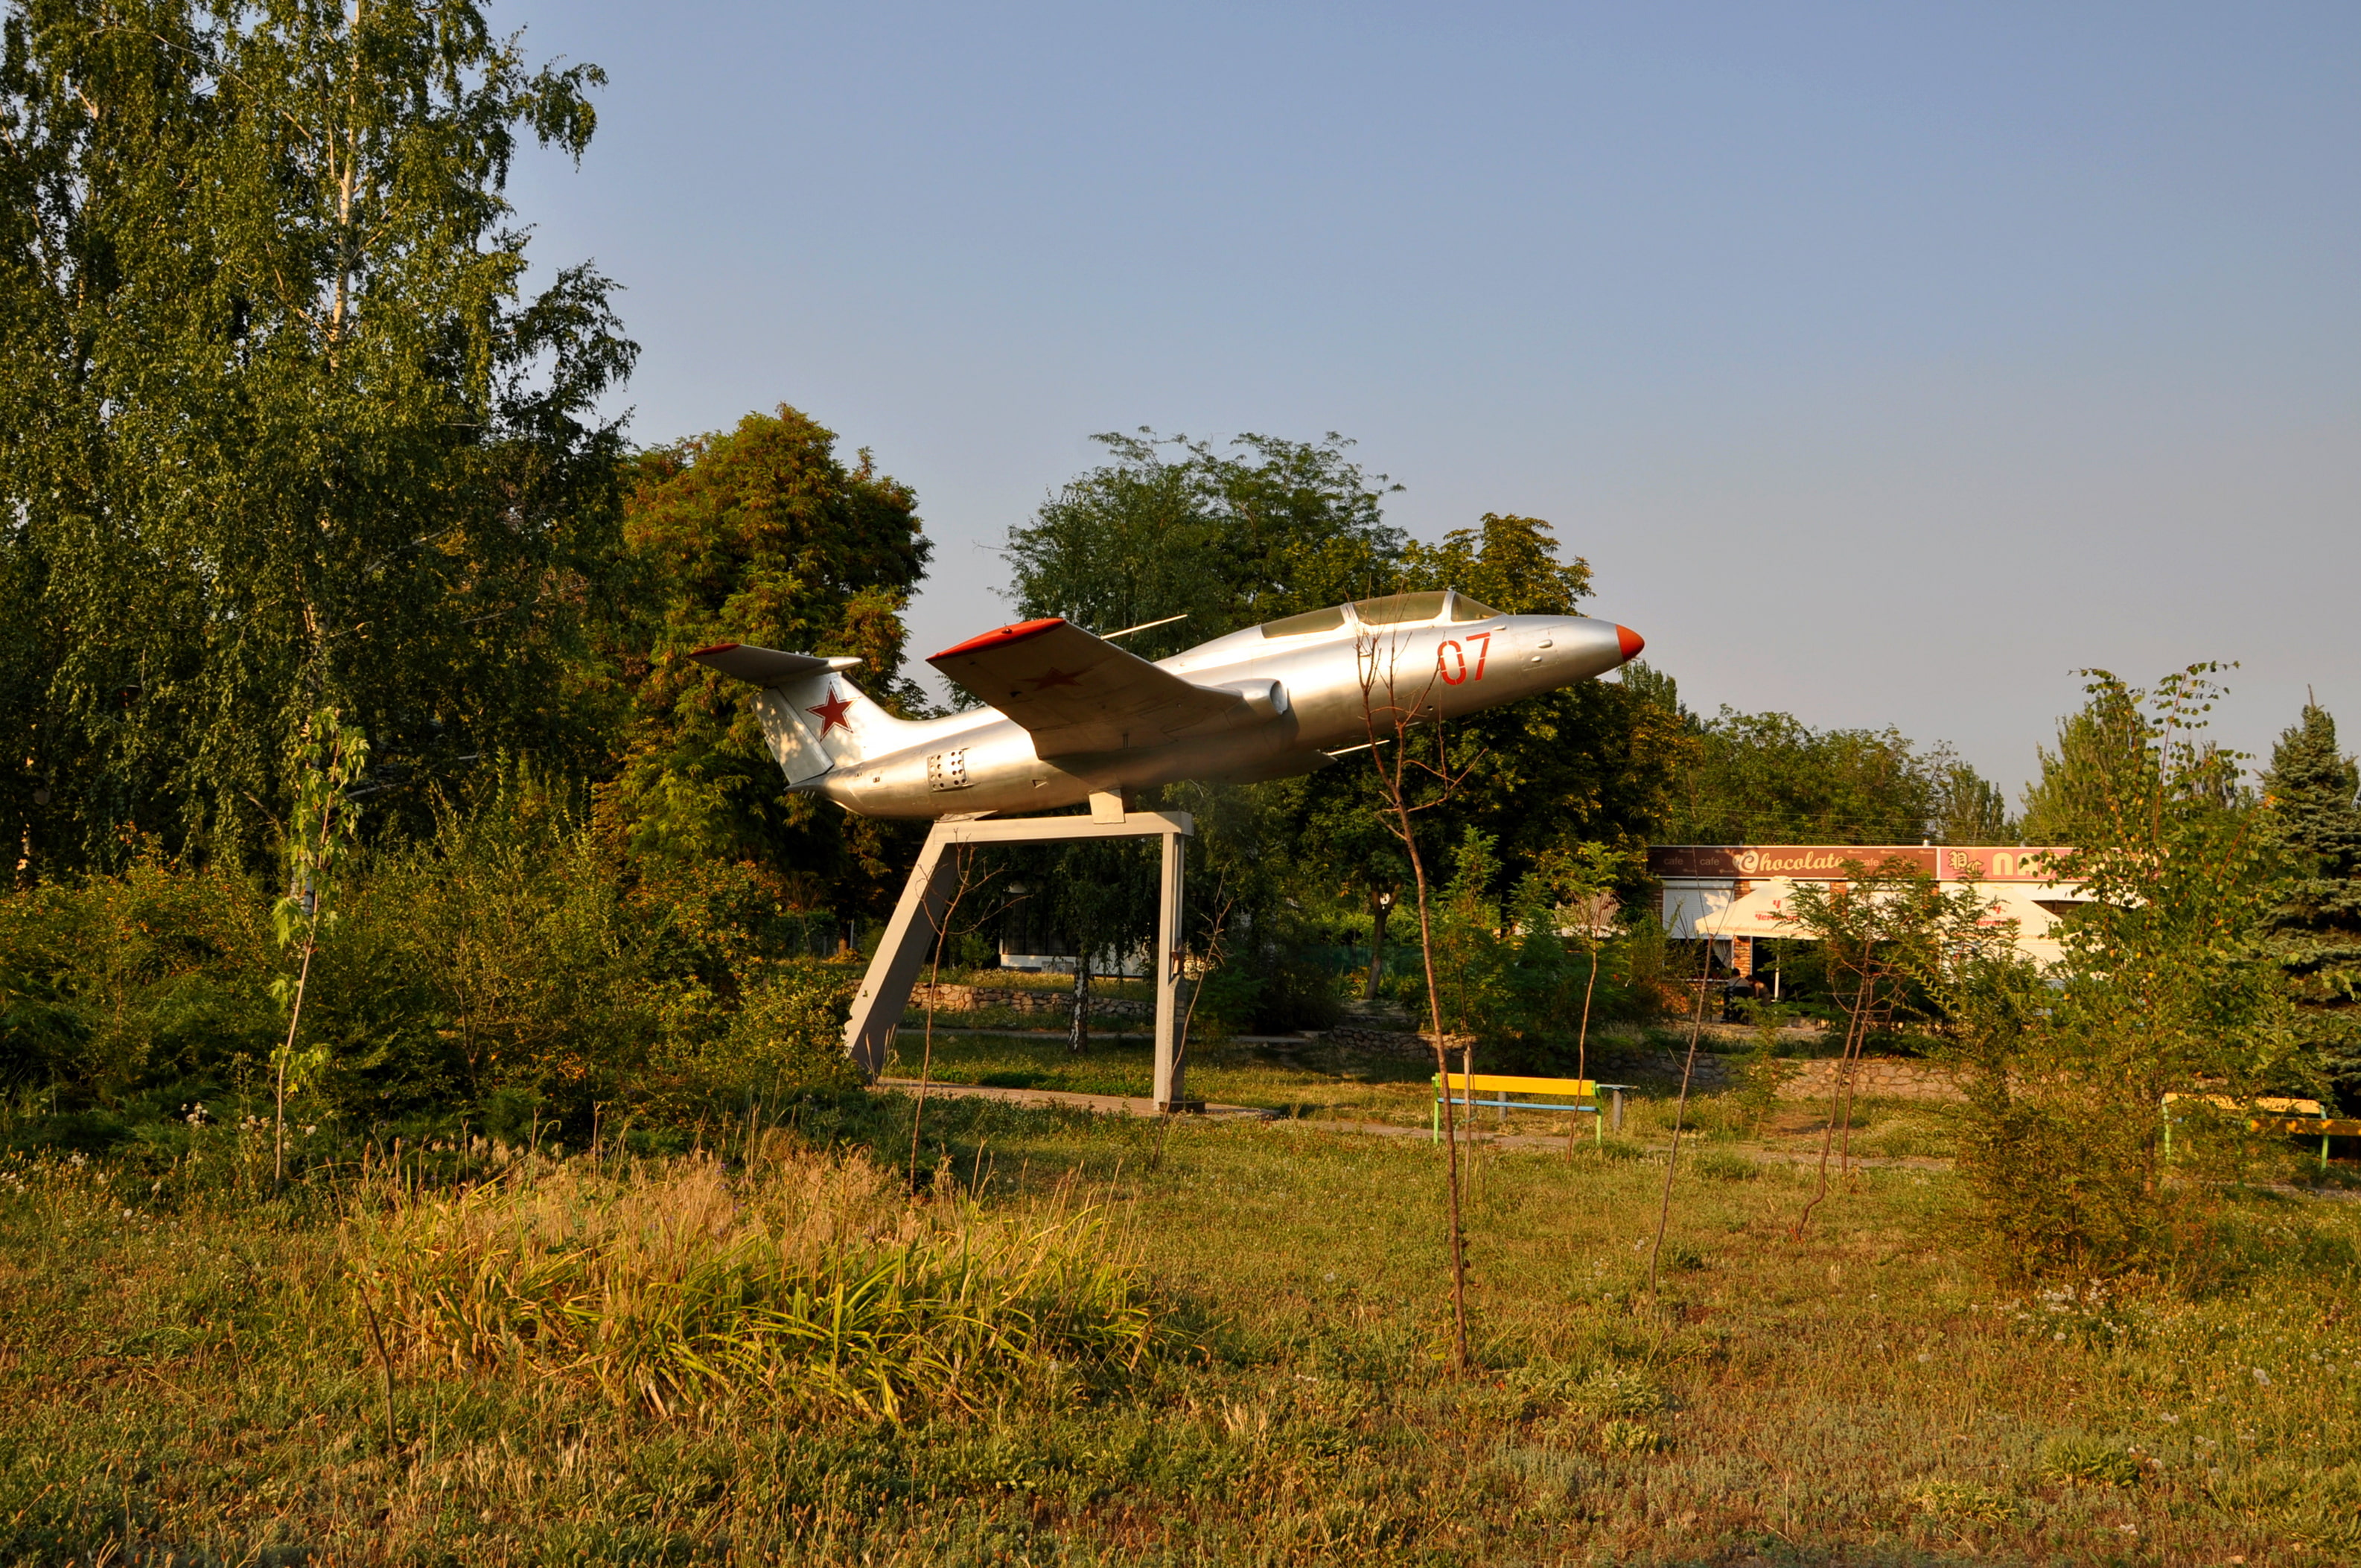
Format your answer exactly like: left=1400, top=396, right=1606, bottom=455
left=1258, top=588, right=1500, bottom=640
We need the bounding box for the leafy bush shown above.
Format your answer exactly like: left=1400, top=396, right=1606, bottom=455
left=1926, top=669, right=2315, bottom=1282
left=0, top=858, right=280, bottom=1115
left=0, top=780, right=861, bottom=1145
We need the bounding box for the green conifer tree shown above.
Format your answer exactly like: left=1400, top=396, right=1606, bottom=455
left=2260, top=701, right=2361, bottom=1095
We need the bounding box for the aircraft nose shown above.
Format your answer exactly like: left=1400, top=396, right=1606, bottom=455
left=1616, top=625, right=1645, bottom=663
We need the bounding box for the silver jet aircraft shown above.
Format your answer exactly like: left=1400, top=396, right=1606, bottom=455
left=691, top=588, right=1645, bottom=818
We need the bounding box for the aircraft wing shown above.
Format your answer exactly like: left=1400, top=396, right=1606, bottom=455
left=928, top=618, right=1243, bottom=757
left=686, top=643, right=862, bottom=686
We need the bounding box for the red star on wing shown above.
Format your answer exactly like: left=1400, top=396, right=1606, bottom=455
left=1027, top=667, right=1083, bottom=690
left=807, top=686, right=855, bottom=737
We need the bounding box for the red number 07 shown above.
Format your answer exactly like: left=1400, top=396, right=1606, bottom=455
left=1438, top=633, right=1491, bottom=686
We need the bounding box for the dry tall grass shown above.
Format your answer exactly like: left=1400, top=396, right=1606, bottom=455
left=342, top=1140, right=1156, bottom=1422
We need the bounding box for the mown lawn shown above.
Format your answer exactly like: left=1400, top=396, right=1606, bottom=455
left=3, top=1090, right=2358, bottom=1565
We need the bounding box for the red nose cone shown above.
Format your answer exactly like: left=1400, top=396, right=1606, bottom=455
left=1616, top=625, right=1645, bottom=662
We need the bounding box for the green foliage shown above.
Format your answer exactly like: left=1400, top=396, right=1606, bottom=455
left=1001, top=429, right=1404, bottom=661
left=1931, top=668, right=2306, bottom=1281
left=2259, top=701, right=2361, bottom=1094
left=601, top=405, right=931, bottom=909
left=0, top=774, right=860, bottom=1139
left=1382, top=829, right=1654, bottom=1057
left=1664, top=707, right=2009, bottom=845
left=2019, top=678, right=2151, bottom=844
left=1162, top=780, right=1345, bottom=1036
left=0, top=856, right=277, bottom=1113
left=1, top=0, right=635, bottom=870
left=267, top=708, right=369, bottom=1122
left=1429, top=828, right=1507, bottom=1039
left=1398, top=511, right=1592, bottom=616
left=1781, top=856, right=2001, bottom=1042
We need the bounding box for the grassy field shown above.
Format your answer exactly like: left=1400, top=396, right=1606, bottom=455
left=888, top=1026, right=1965, bottom=1164
left=4, top=1067, right=2359, bottom=1566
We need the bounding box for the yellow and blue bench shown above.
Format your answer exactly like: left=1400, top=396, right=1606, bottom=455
left=2162, top=1092, right=2360, bottom=1173
left=1432, top=1073, right=1629, bottom=1143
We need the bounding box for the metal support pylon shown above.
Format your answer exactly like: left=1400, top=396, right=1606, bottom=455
left=843, top=806, right=1198, bottom=1111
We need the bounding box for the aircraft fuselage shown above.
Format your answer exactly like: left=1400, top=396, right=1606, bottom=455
left=803, top=604, right=1639, bottom=819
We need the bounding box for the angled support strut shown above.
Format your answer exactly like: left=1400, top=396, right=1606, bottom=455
left=844, top=809, right=1197, bottom=1111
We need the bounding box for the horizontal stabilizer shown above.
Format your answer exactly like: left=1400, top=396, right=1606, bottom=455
left=688, top=643, right=862, bottom=688
left=928, top=618, right=1243, bottom=757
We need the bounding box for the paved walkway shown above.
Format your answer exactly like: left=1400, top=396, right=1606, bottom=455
left=873, top=1077, right=1274, bottom=1123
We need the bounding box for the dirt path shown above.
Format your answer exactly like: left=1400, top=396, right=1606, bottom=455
left=868, top=1080, right=1958, bottom=1169
left=872, top=1077, right=1272, bottom=1121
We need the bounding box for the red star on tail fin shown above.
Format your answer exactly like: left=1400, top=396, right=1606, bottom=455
left=807, top=686, right=855, bottom=737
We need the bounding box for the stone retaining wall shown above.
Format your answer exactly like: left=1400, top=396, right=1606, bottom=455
left=1773, top=1057, right=1965, bottom=1103
left=1592, top=1050, right=1738, bottom=1089
left=908, top=984, right=1150, bottom=1022
left=1311, top=1027, right=1476, bottom=1062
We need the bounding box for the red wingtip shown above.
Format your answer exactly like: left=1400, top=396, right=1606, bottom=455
left=931, top=616, right=1066, bottom=660
left=1616, top=625, right=1645, bottom=662
left=688, top=642, right=742, bottom=658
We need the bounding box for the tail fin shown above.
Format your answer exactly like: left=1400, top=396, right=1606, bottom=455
left=688, top=643, right=918, bottom=785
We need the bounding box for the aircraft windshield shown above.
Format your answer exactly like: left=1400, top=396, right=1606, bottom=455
left=1449, top=593, right=1500, bottom=622
left=1261, top=589, right=1501, bottom=637
left=1259, top=606, right=1348, bottom=638
left=1350, top=591, right=1448, bottom=626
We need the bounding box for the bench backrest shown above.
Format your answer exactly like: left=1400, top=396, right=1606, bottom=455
left=2164, top=1091, right=2325, bottom=1118
left=1436, top=1073, right=1597, bottom=1097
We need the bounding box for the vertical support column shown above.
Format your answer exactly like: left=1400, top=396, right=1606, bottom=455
left=1152, top=826, right=1189, bottom=1112
left=843, top=822, right=960, bottom=1077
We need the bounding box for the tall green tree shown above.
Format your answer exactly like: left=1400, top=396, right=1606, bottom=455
left=1001, top=429, right=1404, bottom=660
left=602, top=405, right=932, bottom=910
left=1663, top=710, right=1999, bottom=846
left=2018, top=680, right=2153, bottom=844
left=1931, top=761, right=2013, bottom=843
left=2260, top=700, right=2361, bottom=1094
left=1, top=0, right=633, bottom=870
left=1937, top=668, right=2301, bottom=1279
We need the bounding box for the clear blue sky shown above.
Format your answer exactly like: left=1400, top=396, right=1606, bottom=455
left=504, top=0, right=2358, bottom=801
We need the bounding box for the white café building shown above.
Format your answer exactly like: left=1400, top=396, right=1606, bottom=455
left=1648, top=844, right=2094, bottom=975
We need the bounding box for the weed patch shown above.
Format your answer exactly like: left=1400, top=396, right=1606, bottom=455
left=346, top=1141, right=1162, bottom=1422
